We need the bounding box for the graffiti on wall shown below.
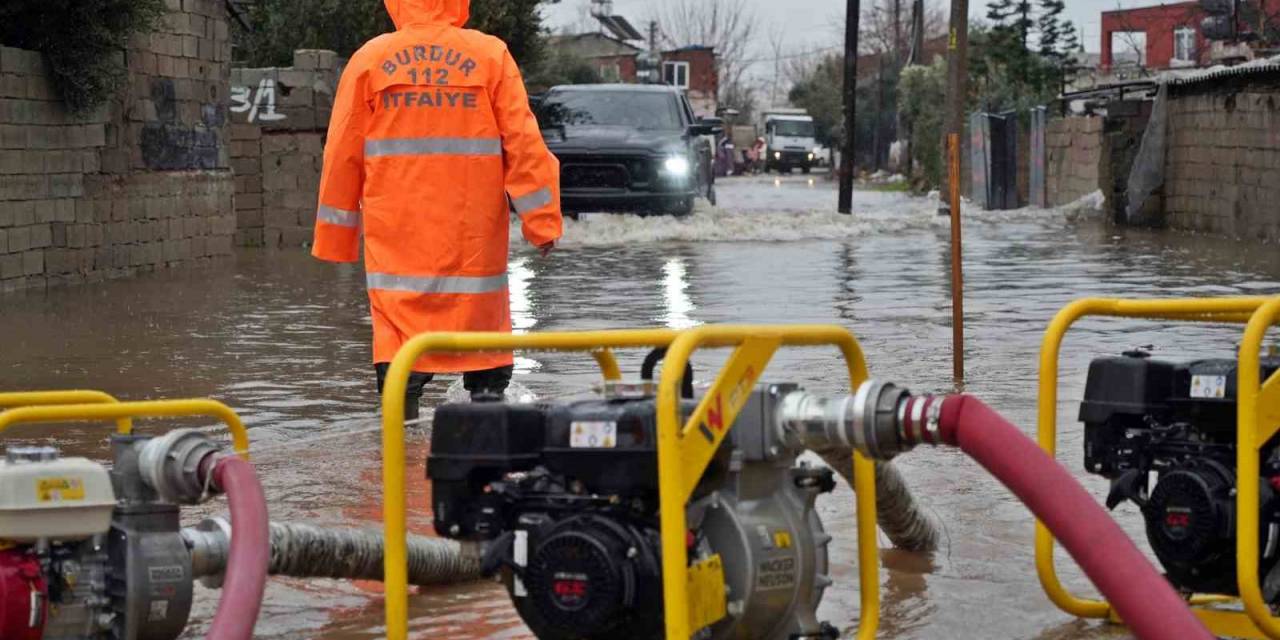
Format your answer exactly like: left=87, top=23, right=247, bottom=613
left=231, top=78, right=287, bottom=123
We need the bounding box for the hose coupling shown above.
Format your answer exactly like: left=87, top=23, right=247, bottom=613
left=183, top=517, right=232, bottom=588
left=137, top=429, right=224, bottom=505
left=776, top=381, right=949, bottom=460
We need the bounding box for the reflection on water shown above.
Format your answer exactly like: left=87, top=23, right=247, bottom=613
left=509, top=258, right=536, bottom=333
left=662, top=258, right=698, bottom=329
left=0, top=176, right=1278, bottom=639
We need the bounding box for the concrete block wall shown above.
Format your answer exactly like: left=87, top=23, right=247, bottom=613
left=1164, top=91, right=1280, bottom=242
left=230, top=123, right=264, bottom=246
left=1, top=47, right=110, bottom=291
left=115, top=0, right=232, bottom=174
left=1045, top=116, right=1104, bottom=206
left=0, top=0, right=235, bottom=293
left=230, top=50, right=338, bottom=248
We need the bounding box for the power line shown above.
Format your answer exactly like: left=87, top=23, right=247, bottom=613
left=738, top=46, right=843, bottom=66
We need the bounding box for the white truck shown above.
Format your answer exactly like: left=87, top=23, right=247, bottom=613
left=760, top=109, right=817, bottom=174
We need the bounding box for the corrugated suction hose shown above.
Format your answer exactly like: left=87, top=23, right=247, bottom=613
left=187, top=519, right=481, bottom=587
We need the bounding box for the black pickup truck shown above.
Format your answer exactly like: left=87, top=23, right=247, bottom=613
left=535, top=84, right=719, bottom=216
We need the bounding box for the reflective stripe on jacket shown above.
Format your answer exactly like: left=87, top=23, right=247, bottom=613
left=312, top=0, right=562, bottom=372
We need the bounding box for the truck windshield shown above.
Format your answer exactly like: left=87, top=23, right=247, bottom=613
left=538, top=91, right=683, bottom=130
left=772, top=120, right=815, bottom=137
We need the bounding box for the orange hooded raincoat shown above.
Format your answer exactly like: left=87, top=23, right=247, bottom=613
left=312, top=0, right=562, bottom=373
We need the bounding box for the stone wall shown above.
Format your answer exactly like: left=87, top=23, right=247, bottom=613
left=1045, top=116, right=1104, bottom=207
left=1164, top=90, right=1280, bottom=242
left=230, top=50, right=338, bottom=248
left=0, top=0, right=234, bottom=293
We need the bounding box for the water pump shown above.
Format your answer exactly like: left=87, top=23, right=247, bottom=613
left=1079, top=350, right=1280, bottom=598
left=428, top=380, right=845, bottom=640
left=0, top=431, right=225, bottom=640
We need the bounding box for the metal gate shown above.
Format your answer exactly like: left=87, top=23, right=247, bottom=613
left=969, top=111, right=1020, bottom=210
left=1029, top=106, right=1047, bottom=208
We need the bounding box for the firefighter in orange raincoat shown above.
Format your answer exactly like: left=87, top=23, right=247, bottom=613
left=312, top=0, right=562, bottom=418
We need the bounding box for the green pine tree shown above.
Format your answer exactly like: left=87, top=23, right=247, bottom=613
left=977, top=0, right=1078, bottom=109
left=987, top=0, right=1034, bottom=50
left=1036, top=0, right=1080, bottom=93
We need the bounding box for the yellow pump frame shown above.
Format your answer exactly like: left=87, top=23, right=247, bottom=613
left=1037, top=297, right=1280, bottom=639
left=0, top=397, right=252, bottom=458
left=379, top=325, right=881, bottom=640
left=0, top=390, right=134, bottom=434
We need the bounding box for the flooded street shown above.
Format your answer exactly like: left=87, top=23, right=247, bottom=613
left=3, top=174, right=1280, bottom=639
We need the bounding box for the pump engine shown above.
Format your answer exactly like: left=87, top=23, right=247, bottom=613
left=1080, top=350, right=1280, bottom=598
left=429, top=379, right=845, bottom=640
left=0, top=431, right=224, bottom=639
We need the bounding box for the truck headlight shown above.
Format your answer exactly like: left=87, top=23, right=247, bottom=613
left=807, top=153, right=814, bottom=161
left=662, top=156, right=690, bottom=175
left=774, top=151, right=782, bottom=160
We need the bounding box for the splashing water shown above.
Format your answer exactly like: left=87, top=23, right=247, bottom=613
left=511, top=184, right=1105, bottom=248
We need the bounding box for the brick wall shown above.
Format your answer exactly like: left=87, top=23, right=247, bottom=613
left=0, top=0, right=234, bottom=293
left=1045, top=116, right=1104, bottom=207
left=230, top=50, right=338, bottom=248
left=1164, top=90, right=1280, bottom=242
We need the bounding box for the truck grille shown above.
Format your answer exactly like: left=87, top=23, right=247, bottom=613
left=563, top=165, right=628, bottom=190
left=559, top=155, right=652, bottom=191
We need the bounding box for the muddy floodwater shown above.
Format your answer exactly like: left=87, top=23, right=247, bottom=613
left=3, top=175, right=1280, bottom=639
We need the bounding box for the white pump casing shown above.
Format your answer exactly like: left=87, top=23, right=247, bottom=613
left=0, top=450, right=115, bottom=542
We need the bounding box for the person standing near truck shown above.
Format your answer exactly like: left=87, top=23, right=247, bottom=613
left=311, top=0, right=563, bottom=418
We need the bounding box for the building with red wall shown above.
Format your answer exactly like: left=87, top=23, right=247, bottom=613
left=1101, top=2, right=1208, bottom=71
left=658, top=46, right=718, bottom=116
left=1101, top=1, right=1280, bottom=71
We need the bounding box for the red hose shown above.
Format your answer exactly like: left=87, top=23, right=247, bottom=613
left=936, top=395, right=1212, bottom=640
left=205, top=456, right=270, bottom=640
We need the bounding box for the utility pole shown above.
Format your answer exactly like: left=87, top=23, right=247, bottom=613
left=911, top=0, right=925, bottom=64
left=890, top=0, right=903, bottom=175
left=839, top=0, right=861, bottom=214
left=874, top=56, right=886, bottom=171
left=944, top=0, right=970, bottom=384
left=894, top=0, right=903, bottom=59
left=903, top=0, right=925, bottom=178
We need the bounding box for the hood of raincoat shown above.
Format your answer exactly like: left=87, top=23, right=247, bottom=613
left=383, top=0, right=469, bottom=28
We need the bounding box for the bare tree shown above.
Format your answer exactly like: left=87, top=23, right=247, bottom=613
left=567, top=0, right=596, bottom=36
left=653, top=0, right=760, bottom=106
left=859, top=0, right=947, bottom=57
left=766, top=22, right=789, bottom=107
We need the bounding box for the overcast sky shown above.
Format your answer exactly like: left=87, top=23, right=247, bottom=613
left=543, top=0, right=1161, bottom=56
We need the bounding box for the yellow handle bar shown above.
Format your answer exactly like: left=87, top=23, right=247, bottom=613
left=0, top=399, right=251, bottom=458
left=0, top=390, right=133, bottom=434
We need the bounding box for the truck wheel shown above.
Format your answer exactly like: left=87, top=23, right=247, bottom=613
left=707, top=184, right=717, bottom=206
left=802, top=165, right=811, bottom=175
left=670, top=197, right=695, bottom=217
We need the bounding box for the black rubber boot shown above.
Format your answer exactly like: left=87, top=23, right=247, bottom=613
left=375, top=363, right=434, bottom=421
left=462, top=365, right=514, bottom=402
